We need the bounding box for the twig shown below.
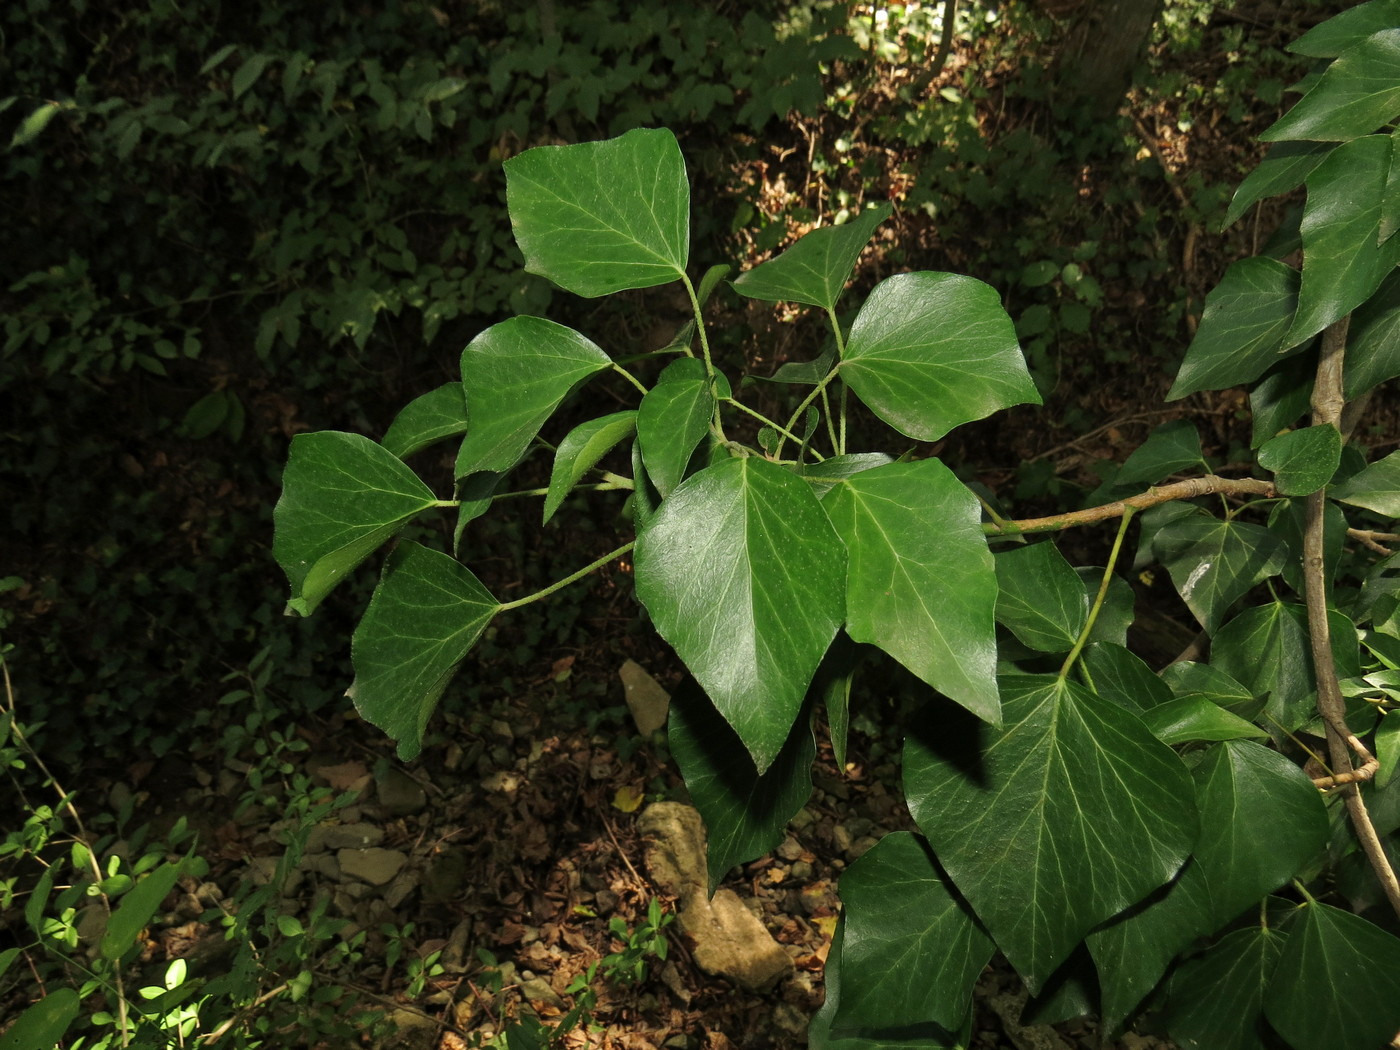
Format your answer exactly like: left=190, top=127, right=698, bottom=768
left=1310, top=734, right=1380, bottom=789
left=985, top=475, right=1276, bottom=536
left=1303, top=315, right=1400, bottom=920
left=1349, top=528, right=1400, bottom=555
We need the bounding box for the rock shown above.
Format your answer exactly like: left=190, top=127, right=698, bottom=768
left=848, top=835, right=880, bottom=862
left=422, top=848, right=467, bottom=903
left=519, top=977, right=565, bottom=1010
left=381, top=1007, right=438, bottom=1050
left=776, top=835, right=803, bottom=861
left=311, top=822, right=384, bottom=852
left=383, top=871, right=418, bottom=909
left=789, top=860, right=814, bottom=882
left=376, top=766, right=427, bottom=817
left=619, top=659, right=671, bottom=736
left=639, top=802, right=793, bottom=993
left=337, top=847, right=407, bottom=886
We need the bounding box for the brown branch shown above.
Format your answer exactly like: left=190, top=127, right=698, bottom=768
left=1310, top=734, right=1380, bottom=789
left=1349, top=527, right=1399, bottom=556
left=986, top=475, right=1277, bottom=536
left=1304, top=315, right=1400, bottom=920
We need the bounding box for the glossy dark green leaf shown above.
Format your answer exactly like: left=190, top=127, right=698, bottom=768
left=1292, top=1, right=1400, bottom=57
left=102, top=860, right=185, bottom=960
left=668, top=678, right=815, bottom=893
left=1264, top=30, right=1400, bottom=141
left=543, top=411, right=636, bottom=524
left=1224, top=142, right=1331, bottom=228
left=274, top=432, right=442, bottom=616
left=1078, top=568, right=1136, bottom=647
left=994, top=542, right=1087, bottom=653
left=840, top=272, right=1041, bottom=442
left=382, top=382, right=468, bottom=459
left=1086, top=861, right=1212, bottom=1032
left=1257, top=425, right=1340, bottom=495
left=637, top=358, right=714, bottom=499
left=835, top=832, right=994, bottom=1034
left=1161, top=661, right=1257, bottom=709
left=633, top=456, right=846, bottom=771
left=348, top=542, right=500, bottom=761
left=1250, top=350, right=1314, bottom=448
left=1289, top=135, right=1400, bottom=345
left=1165, top=925, right=1286, bottom=1050
left=799, top=453, right=896, bottom=498
left=1193, top=740, right=1329, bottom=930
left=905, top=675, right=1197, bottom=991
left=823, top=460, right=999, bottom=723
left=1331, top=450, right=1400, bottom=517
left=503, top=128, right=688, bottom=297
left=1212, top=602, right=1360, bottom=731
left=1263, top=902, right=1400, bottom=1050
left=696, top=263, right=731, bottom=306
left=1343, top=270, right=1400, bottom=399
left=1078, top=642, right=1173, bottom=712
left=1384, top=129, right=1400, bottom=244
left=1167, top=257, right=1300, bottom=400
left=816, top=634, right=861, bottom=769
left=0, top=988, right=81, bottom=1050
left=811, top=918, right=971, bottom=1050
left=1141, top=697, right=1268, bottom=746
left=455, top=317, right=612, bottom=480
left=732, top=203, right=891, bottom=311
left=1150, top=508, right=1287, bottom=632
left=1114, top=419, right=1206, bottom=487
left=1268, top=494, right=1348, bottom=598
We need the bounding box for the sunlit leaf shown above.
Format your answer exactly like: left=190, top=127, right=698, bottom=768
left=633, top=455, right=845, bottom=771
left=274, top=432, right=441, bottom=616
left=840, top=272, right=1040, bottom=442
left=504, top=127, right=689, bottom=297
left=637, top=358, right=714, bottom=498
left=1077, top=642, right=1173, bottom=712
left=823, top=459, right=999, bottom=723
left=1264, top=30, right=1400, bottom=141
left=348, top=542, right=499, bottom=761
left=994, top=542, right=1087, bottom=653
left=1291, top=2, right=1400, bottom=57
left=733, top=203, right=891, bottom=311
left=1139, top=697, right=1268, bottom=746
left=906, top=676, right=1197, bottom=991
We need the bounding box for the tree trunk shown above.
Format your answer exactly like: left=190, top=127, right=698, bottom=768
left=1051, top=0, right=1165, bottom=118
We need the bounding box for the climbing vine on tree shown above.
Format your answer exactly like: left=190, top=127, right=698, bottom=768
left=263, top=3, right=1400, bottom=1047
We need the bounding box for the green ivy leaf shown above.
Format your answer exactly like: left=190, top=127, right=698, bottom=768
left=274, top=432, right=441, bottom=616
left=633, top=456, right=845, bottom=771
left=1343, top=270, right=1400, bottom=399
left=636, top=358, right=715, bottom=498
left=1289, top=134, right=1400, bottom=346
left=1224, top=142, right=1331, bottom=229
left=1263, top=903, right=1400, bottom=1050
left=455, top=316, right=612, bottom=481
left=798, top=453, right=896, bottom=499
left=1330, top=450, right=1400, bottom=517
left=840, top=272, right=1041, bottom=442
left=1161, top=662, right=1260, bottom=716
left=822, top=460, right=999, bottom=723
left=1165, top=925, right=1286, bottom=1050
left=1291, top=1, right=1400, bottom=57
left=1077, top=642, right=1173, bottom=711
left=834, top=832, right=994, bottom=1034
left=1263, top=29, right=1400, bottom=142
left=102, top=860, right=185, bottom=960
left=1193, top=741, right=1329, bottom=931
left=732, top=203, right=892, bottom=311
left=1150, top=509, right=1287, bottom=632
left=504, top=128, right=689, bottom=297
left=1167, top=258, right=1300, bottom=400
left=1250, top=351, right=1315, bottom=448
left=905, top=676, right=1197, bottom=991
left=1257, top=425, right=1340, bottom=495
left=1139, top=697, right=1268, bottom=746
left=382, top=383, right=468, bottom=459
left=994, top=542, right=1087, bottom=653
left=348, top=542, right=499, bottom=761
left=1114, top=419, right=1206, bottom=487
left=543, top=411, right=636, bottom=524
left=1212, top=602, right=1360, bottom=731
left=668, top=678, right=815, bottom=893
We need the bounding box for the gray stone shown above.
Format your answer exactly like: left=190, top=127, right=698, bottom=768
left=619, top=659, right=671, bottom=736
left=520, top=977, right=565, bottom=1010
left=383, top=871, right=418, bottom=909
left=312, top=822, right=384, bottom=852
left=776, top=835, right=803, bottom=861
left=376, top=767, right=427, bottom=817
left=337, top=847, right=407, bottom=886
left=789, top=860, right=814, bottom=882
left=381, top=1007, right=438, bottom=1050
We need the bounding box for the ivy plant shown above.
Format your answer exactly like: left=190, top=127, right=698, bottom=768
left=271, top=4, right=1400, bottom=1046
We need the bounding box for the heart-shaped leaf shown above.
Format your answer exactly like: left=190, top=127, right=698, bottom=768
left=994, top=542, right=1088, bottom=653
left=840, top=272, right=1041, bottom=442
left=348, top=542, right=500, bottom=761
left=633, top=455, right=845, bottom=771
left=1257, top=424, right=1340, bottom=495
left=1078, top=642, right=1174, bottom=712
left=504, top=127, right=689, bottom=297
left=732, top=203, right=891, bottom=311
left=1150, top=509, right=1287, bottom=632
left=1263, top=29, right=1400, bottom=142
left=1139, top=697, right=1269, bottom=746
left=637, top=358, right=715, bottom=498
left=822, top=459, right=999, bottom=723
left=1115, top=420, right=1206, bottom=487
left=1165, top=925, right=1286, bottom=1050
left=1291, top=2, right=1400, bottom=57
left=1331, top=450, right=1400, bottom=516
left=274, top=431, right=442, bottom=616
left=834, top=832, right=994, bottom=1034
left=455, top=316, right=613, bottom=480
left=905, top=675, right=1197, bottom=991
left=382, top=382, right=468, bottom=459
